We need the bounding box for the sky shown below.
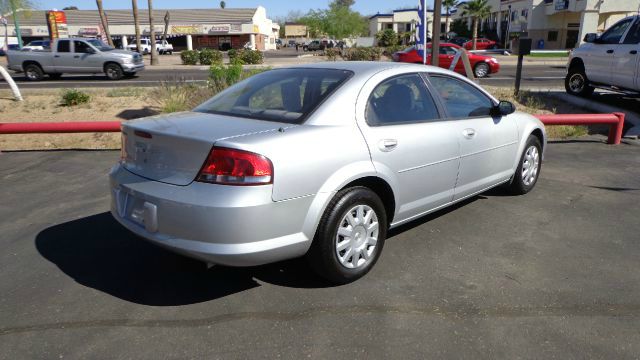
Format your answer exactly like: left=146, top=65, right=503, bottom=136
left=31, top=0, right=436, bottom=19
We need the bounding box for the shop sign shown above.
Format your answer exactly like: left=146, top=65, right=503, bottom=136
left=78, top=27, right=99, bottom=36
left=230, top=24, right=241, bottom=33
left=14, top=28, right=32, bottom=36
left=171, top=25, right=201, bottom=34
left=46, top=10, right=69, bottom=39
left=210, top=24, right=230, bottom=33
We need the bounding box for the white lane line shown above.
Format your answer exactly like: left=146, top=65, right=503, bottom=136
left=482, top=76, right=564, bottom=80
left=3, top=79, right=207, bottom=86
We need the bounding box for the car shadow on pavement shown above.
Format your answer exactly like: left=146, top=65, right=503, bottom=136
left=35, top=212, right=331, bottom=306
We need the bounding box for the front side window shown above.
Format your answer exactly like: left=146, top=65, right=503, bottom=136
left=366, top=74, right=439, bottom=126
left=428, top=75, right=494, bottom=118
left=195, top=68, right=352, bottom=124
left=600, top=18, right=634, bottom=44
left=57, top=40, right=70, bottom=53
left=74, top=41, right=92, bottom=53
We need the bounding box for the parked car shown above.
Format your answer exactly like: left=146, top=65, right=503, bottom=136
left=304, top=40, right=325, bottom=51
left=450, top=37, right=469, bottom=47
left=0, top=44, right=20, bottom=56
left=566, top=15, right=640, bottom=97
left=463, top=38, right=498, bottom=50
left=288, top=40, right=296, bottom=47
left=110, top=62, right=546, bottom=284
left=22, top=40, right=51, bottom=51
left=392, top=43, right=500, bottom=78
left=7, top=38, right=144, bottom=80
left=125, top=39, right=173, bottom=54
left=275, top=38, right=283, bottom=49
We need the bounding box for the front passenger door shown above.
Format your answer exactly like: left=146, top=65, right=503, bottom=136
left=428, top=75, right=519, bottom=200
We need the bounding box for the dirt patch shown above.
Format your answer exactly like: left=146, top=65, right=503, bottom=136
left=0, top=88, right=157, bottom=151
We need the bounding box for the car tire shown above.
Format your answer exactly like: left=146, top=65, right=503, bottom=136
left=474, top=62, right=490, bottom=78
left=48, top=73, right=62, bottom=80
left=307, top=186, right=387, bottom=284
left=508, top=135, right=542, bottom=195
left=104, top=63, right=124, bottom=80
left=565, top=67, right=594, bottom=97
left=24, top=63, right=45, bottom=81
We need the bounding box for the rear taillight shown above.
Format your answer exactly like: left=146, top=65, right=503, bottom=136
left=197, top=147, right=273, bottom=186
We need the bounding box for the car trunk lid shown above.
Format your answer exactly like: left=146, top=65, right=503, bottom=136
left=121, top=111, right=284, bottom=186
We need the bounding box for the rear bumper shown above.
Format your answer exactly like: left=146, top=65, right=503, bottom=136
left=109, top=163, right=314, bottom=266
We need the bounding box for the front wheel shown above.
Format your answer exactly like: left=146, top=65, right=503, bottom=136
left=474, top=62, right=490, bottom=78
left=509, top=135, right=542, bottom=195
left=565, top=67, right=594, bottom=97
left=307, top=187, right=387, bottom=284
left=104, top=63, right=124, bottom=80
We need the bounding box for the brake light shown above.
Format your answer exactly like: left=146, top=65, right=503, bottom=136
left=197, top=147, right=273, bottom=185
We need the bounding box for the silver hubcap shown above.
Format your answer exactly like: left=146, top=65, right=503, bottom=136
left=475, top=64, right=489, bottom=77
left=522, top=145, right=540, bottom=186
left=569, top=73, right=585, bottom=92
left=26, top=69, right=38, bottom=79
left=335, top=204, right=379, bottom=269
left=107, top=67, right=119, bottom=78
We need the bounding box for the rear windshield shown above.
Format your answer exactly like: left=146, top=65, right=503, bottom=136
left=194, top=68, right=353, bottom=124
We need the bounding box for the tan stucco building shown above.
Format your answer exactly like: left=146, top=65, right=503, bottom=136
left=369, top=8, right=448, bottom=44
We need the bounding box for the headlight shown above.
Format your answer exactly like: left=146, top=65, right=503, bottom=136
left=122, top=57, right=134, bottom=64
left=488, top=58, right=499, bottom=64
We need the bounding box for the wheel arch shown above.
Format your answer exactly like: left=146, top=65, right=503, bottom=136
left=568, top=57, right=585, bottom=71
left=22, top=60, right=42, bottom=71
left=340, top=176, right=396, bottom=227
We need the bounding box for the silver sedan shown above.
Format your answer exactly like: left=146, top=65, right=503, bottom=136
left=110, top=62, right=546, bottom=284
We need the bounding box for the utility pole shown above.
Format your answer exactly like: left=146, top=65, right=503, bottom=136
left=432, top=0, right=442, bottom=67
left=504, top=4, right=512, bottom=50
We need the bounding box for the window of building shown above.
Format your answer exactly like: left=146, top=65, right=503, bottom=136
left=547, top=31, right=559, bottom=42
left=521, top=9, right=528, bottom=19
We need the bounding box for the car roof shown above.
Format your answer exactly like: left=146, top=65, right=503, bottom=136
left=286, top=61, right=460, bottom=80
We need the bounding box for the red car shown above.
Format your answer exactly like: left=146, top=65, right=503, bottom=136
left=463, top=38, right=498, bottom=50
left=392, top=43, right=500, bottom=78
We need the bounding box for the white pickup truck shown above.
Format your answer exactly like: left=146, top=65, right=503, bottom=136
left=566, top=15, right=640, bottom=97
left=125, top=39, right=173, bottom=55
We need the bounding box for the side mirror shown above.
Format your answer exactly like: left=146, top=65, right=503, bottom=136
left=584, top=33, right=598, bottom=43
left=492, top=100, right=516, bottom=116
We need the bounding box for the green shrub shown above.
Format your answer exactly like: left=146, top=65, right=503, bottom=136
left=376, top=28, right=399, bottom=47
left=227, top=48, right=238, bottom=61
left=180, top=50, right=199, bottom=65
left=199, top=48, right=223, bottom=65
left=208, top=63, right=244, bottom=93
left=384, top=45, right=404, bottom=57
left=342, top=47, right=383, bottom=61
left=240, top=49, right=264, bottom=64
left=325, top=48, right=339, bottom=61
left=151, top=80, right=214, bottom=113
left=60, top=89, right=91, bottom=106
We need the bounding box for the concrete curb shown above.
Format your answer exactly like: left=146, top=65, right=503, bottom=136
left=543, top=91, right=640, bottom=139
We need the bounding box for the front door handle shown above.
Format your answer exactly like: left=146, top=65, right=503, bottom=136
left=378, top=139, right=398, bottom=152
left=73, top=55, right=80, bottom=58
left=606, top=49, right=614, bottom=54
left=54, top=55, right=60, bottom=58
left=631, top=50, right=638, bottom=55
left=463, top=128, right=476, bottom=139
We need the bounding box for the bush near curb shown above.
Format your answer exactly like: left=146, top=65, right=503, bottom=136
left=199, top=48, right=223, bottom=65
left=325, top=48, right=339, bottom=61
left=60, top=89, right=91, bottom=106
left=228, top=49, right=264, bottom=64
left=342, top=47, right=383, bottom=61
left=180, top=50, right=199, bottom=65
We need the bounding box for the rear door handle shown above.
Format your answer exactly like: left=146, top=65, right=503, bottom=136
left=73, top=55, right=80, bottom=58
left=631, top=50, right=638, bottom=55
left=606, top=49, right=614, bottom=54
left=463, top=128, right=476, bottom=139
left=378, top=139, right=398, bottom=152
left=54, top=55, right=60, bottom=58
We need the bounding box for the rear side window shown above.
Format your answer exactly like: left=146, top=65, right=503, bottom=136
left=429, top=75, right=494, bottom=118
left=623, top=20, right=640, bottom=44
left=57, top=40, right=70, bottom=53
left=366, top=74, right=440, bottom=126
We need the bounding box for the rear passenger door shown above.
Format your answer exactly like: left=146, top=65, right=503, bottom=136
left=52, top=39, right=74, bottom=72
left=427, top=74, right=519, bottom=200
left=357, top=72, right=461, bottom=224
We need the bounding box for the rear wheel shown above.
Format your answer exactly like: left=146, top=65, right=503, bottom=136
left=307, top=187, right=387, bottom=284
left=104, top=63, right=124, bottom=80
left=565, top=67, right=594, bottom=97
left=24, top=63, right=44, bottom=81
left=474, top=62, right=490, bottom=78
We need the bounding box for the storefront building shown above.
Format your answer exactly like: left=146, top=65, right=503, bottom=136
left=4, top=7, right=280, bottom=51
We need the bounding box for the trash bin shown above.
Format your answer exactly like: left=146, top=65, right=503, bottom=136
left=537, top=39, right=545, bottom=49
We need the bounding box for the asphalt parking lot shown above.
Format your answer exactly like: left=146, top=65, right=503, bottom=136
left=1, top=136, right=639, bottom=358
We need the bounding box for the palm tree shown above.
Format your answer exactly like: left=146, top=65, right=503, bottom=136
left=148, top=0, right=158, bottom=65
left=131, top=0, right=142, bottom=54
left=220, top=1, right=225, bottom=9
left=460, top=0, right=491, bottom=50
left=96, top=0, right=114, bottom=47
left=443, top=0, right=459, bottom=38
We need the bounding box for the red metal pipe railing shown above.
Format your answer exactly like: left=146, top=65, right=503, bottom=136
left=535, top=113, right=625, bottom=145
left=0, top=113, right=626, bottom=144
left=0, top=121, right=122, bottom=134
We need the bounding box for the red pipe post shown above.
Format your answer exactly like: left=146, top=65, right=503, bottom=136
left=0, top=121, right=122, bottom=134
left=535, top=113, right=625, bottom=145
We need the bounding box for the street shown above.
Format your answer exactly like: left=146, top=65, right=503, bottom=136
left=1, top=138, right=639, bottom=358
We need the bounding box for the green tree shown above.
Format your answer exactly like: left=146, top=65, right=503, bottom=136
left=442, top=0, right=459, bottom=37
left=300, top=2, right=367, bottom=40
left=219, top=1, right=225, bottom=9
left=375, top=28, right=397, bottom=47
left=450, top=18, right=471, bottom=38
left=62, top=5, right=78, bottom=10
left=330, top=0, right=354, bottom=10
left=460, top=0, right=491, bottom=50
